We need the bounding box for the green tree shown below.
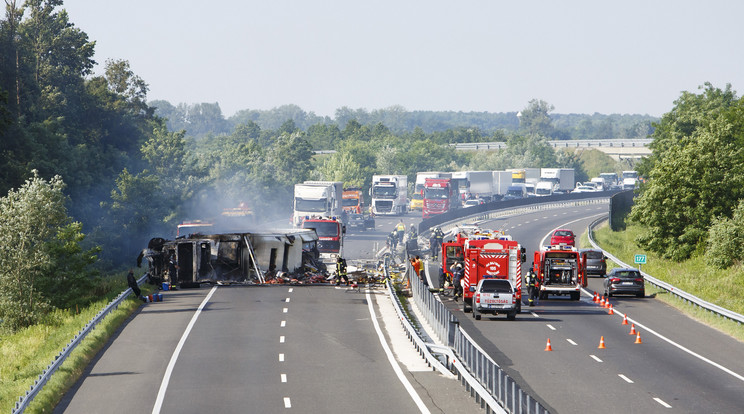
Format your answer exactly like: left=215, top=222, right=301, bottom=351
left=518, top=99, right=555, bottom=137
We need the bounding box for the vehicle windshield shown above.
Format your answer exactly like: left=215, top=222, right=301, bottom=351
left=584, top=251, right=604, bottom=259
left=302, top=221, right=339, bottom=237
left=424, top=187, right=449, bottom=199
left=536, top=187, right=551, bottom=195
left=412, top=193, right=423, bottom=200
left=295, top=198, right=327, bottom=212
left=554, top=230, right=572, bottom=237
left=372, top=185, right=397, bottom=198
left=622, top=171, right=638, bottom=179
left=342, top=198, right=359, bottom=207
left=506, top=188, right=523, bottom=197
left=613, top=270, right=641, bottom=279
left=480, top=280, right=512, bottom=293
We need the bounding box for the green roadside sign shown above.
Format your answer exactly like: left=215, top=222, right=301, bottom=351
left=634, top=254, right=647, bottom=264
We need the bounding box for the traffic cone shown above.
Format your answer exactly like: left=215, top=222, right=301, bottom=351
left=593, top=292, right=599, bottom=303
left=635, top=332, right=643, bottom=344
left=629, top=324, right=637, bottom=335
left=599, top=296, right=606, bottom=307
left=621, top=314, right=628, bottom=325
left=598, top=336, right=606, bottom=349
left=608, top=304, right=614, bottom=315
left=603, top=297, right=610, bottom=308
left=544, top=338, right=553, bottom=351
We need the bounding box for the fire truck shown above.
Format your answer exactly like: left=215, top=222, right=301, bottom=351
left=533, top=245, right=587, bottom=300
left=423, top=178, right=457, bottom=219
left=301, top=216, right=345, bottom=263
left=442, top=230, right=526, bottom=314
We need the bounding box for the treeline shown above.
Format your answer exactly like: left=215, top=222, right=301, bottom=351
left=151, top=101, right=657, bottom=146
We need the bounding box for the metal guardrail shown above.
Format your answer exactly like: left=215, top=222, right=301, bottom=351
left=12, top=275, right=148, bottom=414
left=588, top=217, right=744, bottom=325
left=451, top=139, right=652, bottom=151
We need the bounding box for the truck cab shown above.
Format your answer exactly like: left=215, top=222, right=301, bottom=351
left=471, top=279, right=518, bottom=320
left=301, top=216, right=345, bottom=262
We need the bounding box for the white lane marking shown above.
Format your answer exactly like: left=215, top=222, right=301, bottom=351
left=285, top=297, right=290, bottom=303
left=283, top=307, right=288, bottom=313
left=531, top=312, right=539, bottom=318
left=590, top=355, right=603, bottom=362
left=280, top=336, right=285, bottom=343
left=618, top=374, right=634, bottom=383
left=281, top=374, right=287, bottom=383
left=654, top=397, right=672, bottom=408
left=546, top=324, right=556, bottom=331
left=567, top=339, right=577, bottom=346
left=281, top=320, right=286, bottom=327
left=279, top=353, right=285, bottom=362
left=152, top=286, right=218, bottom=414
left=580, top=287, right=744, bottom=383
left=288, top=288, right=293, bottom=293
left=284, top=397, right=291, bottom=408
left=366, top=291, right=431, bottom=414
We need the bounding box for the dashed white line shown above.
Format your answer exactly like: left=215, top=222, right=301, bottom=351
left=280, top=320, right=286, bottom=327
left=281, top=374, right=287, bottom=383
left=618, top=374, right=634, bottom=384
left=284, top=397, right=291, bottom=408
left=654, top=397, right=672, bottom=408
left=590, top=355, right=603, bottom=362
left=280, top=336, right=285, bottom=343
left=288, top=288, right=293, bottom=293
left=279, top=353, right=285, bottom=362
left=285, top=297, right=290, bottom=303
left=531, top=312, right=540, bottom=318
left=566, top=339, right=577, bottom=345
left=283, top=307, right=288, bottom=313
left=546, top=324, right=556, bottom=330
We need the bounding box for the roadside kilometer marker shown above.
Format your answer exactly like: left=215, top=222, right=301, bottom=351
left=618, top=374, right=634, bottom=384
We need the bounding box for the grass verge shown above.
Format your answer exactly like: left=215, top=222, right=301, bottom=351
left=582, top=222, right=744, bottom=342
left=0, top=280, right=155, bottom=414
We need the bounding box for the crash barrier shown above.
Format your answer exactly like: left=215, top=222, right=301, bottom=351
left=451, top=139, right=652, bottom=151
left=12, top=274, right=149, bottom=414
left=588, top=217, right=744, bottom=326
left=408, top=271, right=549, bottom=414
left=417, top=190, right=621, bottom=235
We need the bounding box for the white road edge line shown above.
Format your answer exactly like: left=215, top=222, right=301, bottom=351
left=618, top=374, right=634, bottom=383
left=590, top=355, right=603, bottom=362
left=152, top=285, right=218, bottom=414
left=654, top=397, right=672, bottom=408
left=366, top=291, right=431, bottom=414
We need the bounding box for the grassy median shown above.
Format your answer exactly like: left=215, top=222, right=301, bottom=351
left=585, top=221, right=744, bottom=342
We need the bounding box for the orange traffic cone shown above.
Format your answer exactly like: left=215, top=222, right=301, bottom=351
left=621, top=314, right=628, bottom=325
left=544, top=338, right=553, bottom=351
left=598, top=336, right=606, bottom=349
left=635, top=332, right=643, bottom=344
left=593, top=292, right=599, bottom=303
left=629, top=324, right=637, bottom=335
left=608, top=304, right=614, bottom=315
left=603, top=297, right=610, bottom=308
left=599, top=296, right=606, bottom=307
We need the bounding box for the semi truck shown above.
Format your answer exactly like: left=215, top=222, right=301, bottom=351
left=292, top=181, right=343, bottom=227
left=414, top=172, right=450, bottom=211
left=422, top=177, right=457, bottom=219
left=540, top=168, right=575, bottom=192
left=452, top=171, right=497, bottom=201
left=533, top=244, right=587, bottom=301
left=492, top=171, right=513, bottom=197
left=370, top=175, right=408, bottom=215
left=622, top=170, right=639, bottom=190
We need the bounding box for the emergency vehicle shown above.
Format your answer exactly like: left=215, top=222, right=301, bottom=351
left=442, top=229, right=526, bottom=314
left=533, top=244, right=587, bottom=301
left=301, top=216, right=345, bottom=263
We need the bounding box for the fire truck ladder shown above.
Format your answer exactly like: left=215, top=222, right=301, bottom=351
left=243, top=235, right=265, bottom=284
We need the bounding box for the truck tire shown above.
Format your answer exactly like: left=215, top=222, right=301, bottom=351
left=507, top=311, right=516, bottom=321
left=474, top=310, right=481, bottom=320
left=516, top=302, right=522, bottom=313
left=570, top=291, right=580, bottom=301
left=463, top=301, right=470, bottom=313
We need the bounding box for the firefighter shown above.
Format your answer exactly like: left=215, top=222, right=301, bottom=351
left=430, top=227, right=444, bottom=258
left=335, top=257, right=349, bottom=286
left=387, top=231, right=398, bottom=250
left=395, top=220, right=406, bottom=243
left=409, top=224, right=418, bottom=241
left=525, top=267, right=538, bottom=307
left=451, top=262, right=464, bottom=301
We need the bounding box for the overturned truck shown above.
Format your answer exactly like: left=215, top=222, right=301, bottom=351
left=140, top=229, right=324, bottom=287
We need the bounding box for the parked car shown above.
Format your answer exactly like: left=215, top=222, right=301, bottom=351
left=580, top=249, right=607, bottom=277
left=471, top=278, right=518, bottom=320
left=603, top=268, right=645, bottom=297
left=550, top=229, right=575, bottom=246
left=347, top=213, right=375, bottom=231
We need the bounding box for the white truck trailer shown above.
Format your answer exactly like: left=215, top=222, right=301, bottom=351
left=492, top=171, right=513, bottom=197
left=293, top=181, right=344, bottom=226
left=540, top=168, right=575, bottom=192
left=452, top=171, right=495, bottom=201
left=370, top=175, right=408, bottom=215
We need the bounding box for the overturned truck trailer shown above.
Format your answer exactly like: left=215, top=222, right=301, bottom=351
left=143, top=229, right=320, bottom=286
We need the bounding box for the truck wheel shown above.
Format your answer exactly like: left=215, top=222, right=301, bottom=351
left=516, top=302, right=522, bottom=313
left=474, top=310, right=481, bottom=320
left=570, top=292, right=580, bottom=301
left=463, top=301, right=470, bottom=313
left=507, top=311, right=516, bottom=321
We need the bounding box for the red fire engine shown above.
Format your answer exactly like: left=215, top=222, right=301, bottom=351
left=442, top=230, right=526, bottom=313
left=533, top=245, right=587, bottom=301
left=301, top=216, right=345, bottom=261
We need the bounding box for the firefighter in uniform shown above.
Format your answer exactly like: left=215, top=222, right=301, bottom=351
left=395, top=220, right=406, bottom=244
left=430, top=227, right=444, bottom=259
left=525, top=266, right=538, bottom=306
left=335, top=257, right=349, bottom=286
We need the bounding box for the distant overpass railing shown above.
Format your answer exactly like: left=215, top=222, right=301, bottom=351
left=450, top=138, right=652, bottom=151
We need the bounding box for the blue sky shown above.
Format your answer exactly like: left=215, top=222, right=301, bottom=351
left=62, top=0, right=744, bottom=117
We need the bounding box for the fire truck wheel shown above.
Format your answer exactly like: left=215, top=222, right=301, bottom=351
left=463, top=302, right=470, bottom=313
left=474, top=312, right=481, bottom=320
left=516, top=302, right=522, bottom=313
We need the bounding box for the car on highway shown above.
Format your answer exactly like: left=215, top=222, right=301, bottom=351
left=603, top=267, right=645, bottom=297
left=471, top=278, right=518, bottom=320
left=347, top=213, right=375, bottom=231
left=573, top=183, right=598, bottom=193
left=580, top=248, right=607, bottom=277
left=549, top=229, right=575, bottom=246
left=463, top=198, right=485, bottom=208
